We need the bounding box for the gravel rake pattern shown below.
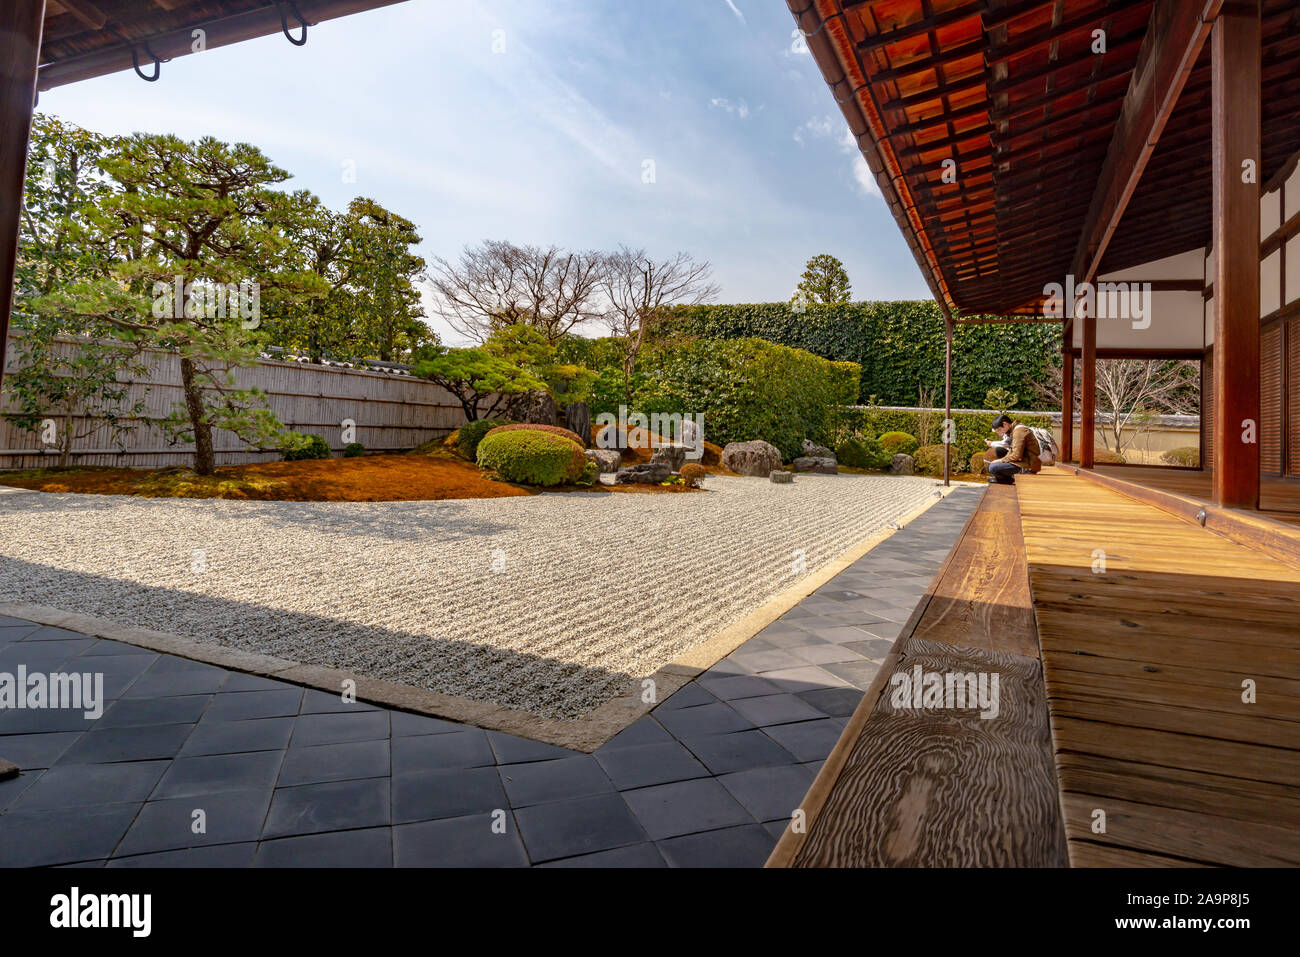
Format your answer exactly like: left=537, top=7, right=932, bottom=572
left=0, top=476, right=940, bottom=718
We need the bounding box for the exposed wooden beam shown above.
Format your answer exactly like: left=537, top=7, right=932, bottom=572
left=1068, top=0, right=1223, bottom=304
left=57, top=0, right=108, bottom=30
left=1211, top=0, right=1262, bottom=509
left=0, top=1, right=46, bottom=398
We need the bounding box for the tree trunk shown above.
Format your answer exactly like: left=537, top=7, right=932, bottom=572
left=179, top=356, right=215, bottom=475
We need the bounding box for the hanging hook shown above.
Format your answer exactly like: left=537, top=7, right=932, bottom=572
left=276, top=0, right=309, bottom=46
left=131, top=41, right=163, bottom=82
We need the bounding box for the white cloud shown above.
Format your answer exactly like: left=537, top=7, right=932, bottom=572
left=724, top=0, right=746, bottom=25
left=710, top=96, right=752, bottom=118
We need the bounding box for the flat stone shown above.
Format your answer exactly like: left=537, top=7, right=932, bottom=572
left=769, top=470, right=794, bottom=484
left=791, top=456, right=837, bottom=474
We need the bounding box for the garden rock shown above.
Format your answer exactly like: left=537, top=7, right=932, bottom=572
left=800, top=439, right=835, bottom=459
left=506, top=389, right=558, bottom=426
left=770, top=470, right=794, bottom=484
left=650, top=444, right=687, bottom=472
left=585, top=449, right=622, bottom=474
left=615, top=463, right=671, bottom=485
left=792, top=456, right=837, bottom=474
left=564, top=402, right=591, bottom=448
left=721, top=440, right=782, bottom=477
left=889, top=453, right=914, bottom=476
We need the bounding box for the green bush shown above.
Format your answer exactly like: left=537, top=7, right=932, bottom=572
left=610, top=337, right=859, bottom=461
left=487, top=423, right=586, bottom=448
left=671, top=301, right=1062, bottom=406
left=575, top=459, right=600, bottom=487
left=841, top=408, right=1052, bottom=473
left=476, top=430, right=586, bottom=486
left=836, top=435, right=891, bottom=470
left=457, top=417, right=514, bottom=461
left=281, top=433, right=331, bottom=461
left=913, top=444, right=948, bottom=475
left=342, top=442, right=365, bottom=458
left=828, top=361, right=862, bottom=407
left=1161, top=446, right=1200, bottom=467
left=878, top=431, right=919, bottom=456
left=1095, top=447, right=1127, bottom=464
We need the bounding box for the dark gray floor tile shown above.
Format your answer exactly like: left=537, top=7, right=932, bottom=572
left=595, top=741, right=710, bottom=791
left=498, top=755, right=613, bottom=808
left=0, top=730, right=83, bottom=769
left=598, top=717, right=673, bottom=750
left=152, top=750, right=284, bottom=800
left=820, top=659, right=887, bottom=690
left=219, top=673, right=296, bottom=693
left=290, top=710, right=390, bottom=747
left=79, top=639, right=158, bottom=657
left=115, top=789, right=273, bottom=855
left=757, top=665, right=851, bottom=694
left=728, top=692, right=825, bottom=728
left=392, top=765, right=507, bottom=825
left=0, top=638, right=94, bottom=660
left=56, top=723, right=195, bottom=765
left=794, top=686, right=864, bottom=718
left=391, top=711, right=467, bottom=737
left=0, top=802, right=142, bottom=866
left=124, top=670, right=230, bottom=698
left=180, top=717, right=296, bottom=756
left=97, top=694, right=212, bottom=729
left=12, top=760, right=167, bottom=810
left=696, top=674, right=783, bottom=701
left=299, top=689, right=381, bottom=714
left=761, top=719, right=844, bottom=763
left=277, top=739, right=389, bottom=787
left=0, top=768, right=43, bottom=811
left=486, top=731, right=578, bottom=765
left=390, top=729, right=495, bottom=772
left=621, top=777, right=753, bottom=840
left=203, top=689, right=304, bottom=721
left=678, top=729, right=798, bottom=775
left=514, top=793, right=646, bottom=863
left=0, top=705, right=101, bottom=735
left=540, top=843, right=666, bottom=868
left=107, top=842, right=258, bottom=868
left=656, top=682, right=717, bottom=710
left=655, top=702, right=753, bottom=738
left=393, top=813, right=529, bottom=867
left=256, top=827, right=392, bottom=867
left=716, top=764, right=815, bottom=823
left=655, top=823, right=775, bottom=868
left=262, top=777, right=390, bottom=839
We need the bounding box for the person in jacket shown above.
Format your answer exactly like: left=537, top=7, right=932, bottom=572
left=987, top=414, right=1041, bottom=484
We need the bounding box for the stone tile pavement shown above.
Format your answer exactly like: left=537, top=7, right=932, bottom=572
left=0, top=486, right=980, bottom=867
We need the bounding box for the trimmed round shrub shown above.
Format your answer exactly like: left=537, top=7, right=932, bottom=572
left=282, top=433, right=331, bottom=461
left=1094, top=447, right=1126, bottom=464
left=837, top=435, right=891, bottom=470
left=575, top=460, right=600, bottom=487
left=912, top=444, right=949, bottom=475
left=680, top=463, right=707, bottom=488
left=486, top=422, right=586, bottom=449
left=343, top=442, right=365, bottom=458
left=476, top=430, right=586, bottom=486
left=878, top=431, right=920, bottom=457
left=1161, top=446, right=1200, bottom=467
left=456, top=417, right=513, bottom=461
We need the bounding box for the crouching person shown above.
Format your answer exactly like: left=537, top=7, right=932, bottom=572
left=987, top=414, right=1041, bottom=485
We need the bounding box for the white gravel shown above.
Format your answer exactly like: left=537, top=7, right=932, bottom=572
left=0, top=475, right=941, bottom=718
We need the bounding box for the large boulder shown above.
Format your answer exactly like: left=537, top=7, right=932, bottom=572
left=889, top=453, right=915, bottom=476
left=650, top=444, right=687, bottom=472
left=585, top=449, right=622, bottom=474
left=721, top=440, right=782, bottom=477
left=800, top=439, right=835, bottom=459
left=564, top=402, right=591, bottom=448
left=615, top=463, right=671, bottom=485
left=792, top=456, right=837, bottom=474
left=506, top=389, right=558, bottom=426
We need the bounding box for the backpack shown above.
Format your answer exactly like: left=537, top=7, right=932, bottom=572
left=1029, top=426, right=1057, bottom=464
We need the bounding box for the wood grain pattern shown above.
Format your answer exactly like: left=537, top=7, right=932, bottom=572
left=1019, top=468, right=1300, bottom=866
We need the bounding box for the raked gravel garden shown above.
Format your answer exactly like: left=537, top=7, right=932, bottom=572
left=0, top=474, right=941, bottom=719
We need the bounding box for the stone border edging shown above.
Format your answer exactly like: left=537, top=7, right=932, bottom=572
left=0, top=483, right=959, bottom=753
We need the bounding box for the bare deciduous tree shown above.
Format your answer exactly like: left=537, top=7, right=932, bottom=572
left=424, top=240, right=605, bottom=344
left=601, top=246, right=718, bottom=399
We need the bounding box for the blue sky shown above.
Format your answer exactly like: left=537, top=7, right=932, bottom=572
left=39, top=0, right=929, bottom=343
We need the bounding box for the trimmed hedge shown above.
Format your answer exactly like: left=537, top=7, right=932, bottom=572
left=878, top=431, right=919, bottom=456
left=457, top=417, right=514, bottom=460
left=913, top=444, right=948, bottom=476
left=476, top=430, right=586, bottom=486
left=486, top=423, right=586, bottom=448
left=840, top=407, right=1052, bottom=472
left=343, top=442, right=365, bottom=458
left=620, top=337, right=860, bottom=461
left=672, top=301, right=1061, bottom=407
left=282, top=434, right=330, bottom=461
left=1161, top=446, right=1200, bottom=467
left=836, top=435, right=890, bottom=469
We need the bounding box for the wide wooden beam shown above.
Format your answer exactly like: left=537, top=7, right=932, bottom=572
left=1061, top=334, right=1075, bottom=463
left=1068, top=0, right=1222, bottom=304
left=1211, top=1, right=1262, bottom=509
left=0, top=0, right=45, bottom=397
left=1081, top=313, right=1097, bottom=469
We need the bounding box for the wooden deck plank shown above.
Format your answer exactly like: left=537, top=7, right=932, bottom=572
left=1018, top=469, right=1300, bottom=867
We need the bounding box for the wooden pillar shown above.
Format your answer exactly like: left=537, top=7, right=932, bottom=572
left=0, top=1, right=45, bottom=396
left=1080, top=311, right=1096, bottom=468
left=943, top=318, right=952, bottom=486
left=1061, top=337, right=1074, bottom=463
left=1211, top=0, right=1261, bottom=509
